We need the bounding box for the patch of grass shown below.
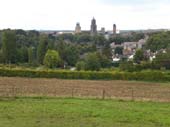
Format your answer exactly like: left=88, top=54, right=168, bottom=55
left=0, top=98, right=170, bottom=127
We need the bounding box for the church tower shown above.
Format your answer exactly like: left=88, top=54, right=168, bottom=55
left=75, top=22, right=81, bottom=34
left=90, top=17, right=97, bottom=36
left=113, top=24, right=116, bottom=35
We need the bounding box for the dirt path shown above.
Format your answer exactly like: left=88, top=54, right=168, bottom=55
left=0, top=77, right=170, bottom=102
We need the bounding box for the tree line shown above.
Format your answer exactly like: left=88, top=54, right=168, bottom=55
left=0, top=29, right=112, bottom=70
left=0, top=29, right=169, bottom=71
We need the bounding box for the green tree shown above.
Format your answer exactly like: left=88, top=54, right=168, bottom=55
left=76, top=61, right=86, bottom=71
left=28, top=47, right=36, bottom=65
left=96, top=52, right=112, bottom=68
left=20, top=46, right=28, bottom=63
left=16, top=34, right=27, bottom=48
left=75, top=33, right=92, bottom=43
left=0, top=32, right=2, bottom=48
left=0, top=49, right=4, bottom=63
left=27, top=30, right=39, bottom=47
left=109, top=35, right=130, bottom=44
left=2, top=30, right=17, bottom=63
left=56, top=42, right=79, bottom=66
left=92, top=35, right=106, bottom=45
left=119, top=61, right=135, bottom=72
left=43, top=50, right=61, bottom=68
left=37, top=34, right=48, bottom=64
left=114, top=47, right=123, bottom=55
left=146, top=32, right=170, bottom=52
left=57, top=33, right=74, bottom=42
left=133, top=49, right=145, bottom=64
left=153, top=49, right=170, bottom=69
left=131, top=32, right=145, bottom=41
left=64, top=45, right=79, bottom=66
left=85, top=52, right=101, bottom=71
left=102, top=42, right=112, bottom=59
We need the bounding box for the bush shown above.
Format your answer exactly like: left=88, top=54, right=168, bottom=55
left=119, top=61, right=136, bottom=72
left=76, top=61, right=86, bottom=71
left=0, top=68, right=169, bottom=82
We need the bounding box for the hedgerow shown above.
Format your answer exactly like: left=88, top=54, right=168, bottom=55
left=0, top=68, right=169, bottom=82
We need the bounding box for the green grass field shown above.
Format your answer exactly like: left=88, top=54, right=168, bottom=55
left=0, top=98, right=170, bottom=127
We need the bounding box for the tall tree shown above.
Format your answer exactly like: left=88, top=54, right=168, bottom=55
left=2, top=30, right=17, bottom=63
left=37, top=34, right=48, bottom=64
left=28, top=47, right=37, bottom=65
left=56, top=42, right=79, bottom=66
left=102, top=42, right=112, bottom=59
left=64, top=44, right=79, bottom=66
left=0, top=49, right=4, bottom=63
left=43, top=50, right=61, bottom=68
left=16, top=46, right=28, bottom=63
left=96, top=52, right=112, bottom=68
left=0, top=31, right=2, bottom=48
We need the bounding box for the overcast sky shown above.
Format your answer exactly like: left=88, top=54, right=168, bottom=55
left=0, top=0, right=170, bottom=30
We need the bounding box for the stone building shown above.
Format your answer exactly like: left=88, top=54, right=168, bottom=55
left=100, top=27, right=105, bottom=34
left=75, top=22, right=81, bottom=34
left=90, top=17, right=97, bottom=36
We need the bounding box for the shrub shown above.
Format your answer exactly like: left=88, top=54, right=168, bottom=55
left=76, top=61, right=86, bottom=71
left=0, top=68, right=169, bottom=82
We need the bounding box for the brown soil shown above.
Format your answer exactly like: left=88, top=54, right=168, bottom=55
left=0, top=77, right=170, bottom=102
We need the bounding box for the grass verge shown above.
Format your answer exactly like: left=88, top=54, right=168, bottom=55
left=0, top=97, right=170, bottom=127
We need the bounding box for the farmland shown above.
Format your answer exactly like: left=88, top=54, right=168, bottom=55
left=0, top=77, right=170, bottom=102
left=0, top=77, right=170, bottom=127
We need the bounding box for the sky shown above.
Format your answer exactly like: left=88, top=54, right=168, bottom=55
left=0, top=0, right=170, bottom=31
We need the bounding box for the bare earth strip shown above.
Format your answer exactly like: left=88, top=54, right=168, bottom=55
left=0, top=77, right=170, bottom=102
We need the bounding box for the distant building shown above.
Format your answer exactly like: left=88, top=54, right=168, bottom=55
left=123, top=42, right=137, bottom=56
left=100, top=27, right=105, bottom=34
left=137, top=39, right=145, bottom=49
left=90, top=17, right=97, bottom=36
left=110, top=42, right=123, bottom=49
left=123, top=42, right=137, bottom=51
left=110, top=37, right=147, bottom=61
left=113, top=24, right=116, bottom=35
left=75, top=22, right=81, bottom=34
left=113, top=24, right=116, bottom=34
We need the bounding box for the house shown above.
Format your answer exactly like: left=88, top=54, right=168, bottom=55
left=110, top=42, right=123, bottom=49
left=123, top=42, right=137, bottom=50
left=110, top=37, right=148, bottom=62
left=137, top=39, right=146, bottom=49
left=123, top=42, right=137, bottom=56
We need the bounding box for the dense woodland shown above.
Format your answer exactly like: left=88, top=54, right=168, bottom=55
left=0, top=29, right=170, bottom=71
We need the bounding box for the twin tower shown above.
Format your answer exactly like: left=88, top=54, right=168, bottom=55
left=75, top=17, right=117, bottom=35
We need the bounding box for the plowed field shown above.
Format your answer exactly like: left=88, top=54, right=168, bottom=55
left=0, top=77, right=170, bottom=102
